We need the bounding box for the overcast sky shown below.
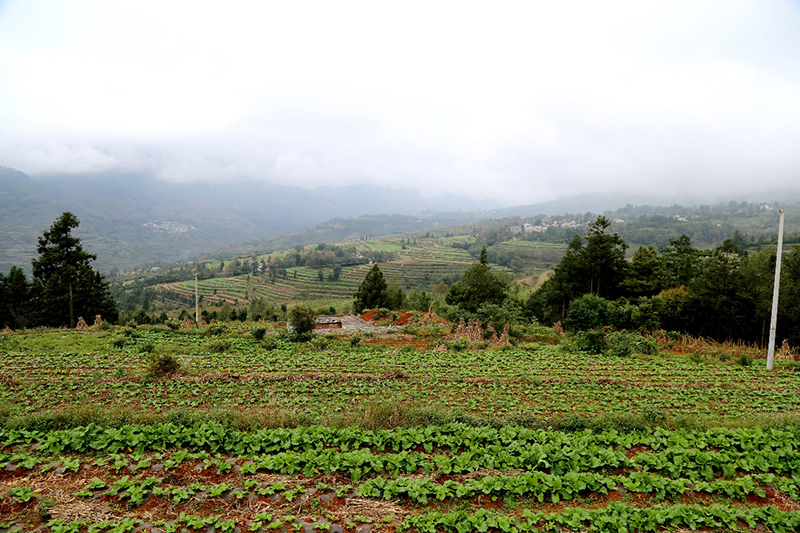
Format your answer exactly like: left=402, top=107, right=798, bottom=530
left=1, top=0, right=799, bottom=206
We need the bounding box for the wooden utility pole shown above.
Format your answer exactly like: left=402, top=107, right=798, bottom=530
left=69, top=282, right=75, bottom=329
left=767, top=210, right=785, bottom=370
left=194, top=273, right=200, bottom=329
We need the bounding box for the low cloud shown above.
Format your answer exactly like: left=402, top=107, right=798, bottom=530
left=7, top=140, right=120, bottom=175
left=274, top=150, right=322, bottom=178
left=1, top=1, right=799, bottom=206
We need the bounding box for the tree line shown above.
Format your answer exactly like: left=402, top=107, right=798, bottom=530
left=527, top=216, right=800, bottom=346
left=353, top=215, right=800, bottom=348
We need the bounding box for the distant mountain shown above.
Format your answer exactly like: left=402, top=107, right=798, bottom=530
left=0, top=168, right=496, bottom=274
left=215, top=212, right=493, bottom=257
left=5, top=164, right=796, bottom=276
left=0, top=167, right=62, bottom=275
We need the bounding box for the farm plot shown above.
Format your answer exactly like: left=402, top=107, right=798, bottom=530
left=3, top=329, right=800, bottom=422
left=4, top=328, right=800, bottom=532
left=159, top=254, right=476, bottom=308
left=3, top=423, right=800, bottom=531
left=493, top=241, right=567, bottom=269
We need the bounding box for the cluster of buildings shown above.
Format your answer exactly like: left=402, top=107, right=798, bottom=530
left=142, top=221, right=197, bottom=234
left=510, top=219, right=583, bottom=235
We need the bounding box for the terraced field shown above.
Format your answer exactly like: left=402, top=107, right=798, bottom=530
left=157, top=237, right=489, bottom=309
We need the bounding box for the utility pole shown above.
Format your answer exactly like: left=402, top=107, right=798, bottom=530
left=69, top=282, right=75, bottom=329
left=766, top=209, right=785, bottom=370
left=194, top=272, right=200, bottom=329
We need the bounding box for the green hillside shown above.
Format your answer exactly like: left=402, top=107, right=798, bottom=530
left=116, top=233, right=566, bottom=316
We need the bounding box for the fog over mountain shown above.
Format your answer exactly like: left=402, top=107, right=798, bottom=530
left=1, top=1, right=799, bottom=207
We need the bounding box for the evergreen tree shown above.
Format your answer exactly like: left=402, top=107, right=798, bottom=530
left=445, top=248, right=510, bottom=313
left=621, top=245, right=664, bottom=297
left=661, top=235, right=704, bottom=287
left=688, top=244, right=752, bottom=341
left=581, top=216, right=628, bottom=298
left=534, top=217, right=627, bottom=322
left=0, top=267, right=35, bottom=329
left=779, top=248, right=800, bottom=348
left=31, top=212, right=118, bottom=327
left=353, top=264, right=389, bottom=313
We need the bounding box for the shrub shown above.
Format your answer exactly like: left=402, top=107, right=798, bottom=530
left=147, top=352, right=181, bottom=377
left=446, top=338, right=470, bottom=352
left=572, top=330, right=608, bottom=354
left=165, top=319, right=180, bottom=331
left=207, top=339, right=232, bottom=353
left=737, top=353, right=751, bottom=367
left=631, top=297, right=663, bottom=331
left=262, top=336, right=279, bottom=350
left=640, top=336, right=659, bottom=355
left=138, top=341, right=156, bottom=354
left=287, top=306, right=317, bottom=342
left=251, top=325, right=267, bottom=341
left=206, top=324, right=230, bottom=336
left=310, top=336, right=335, bottom=350
left=349, top=335, right=362, bottom=347
left=564, top=294, right=610, bottom=331
left=606, top=331, right=635, bottom=357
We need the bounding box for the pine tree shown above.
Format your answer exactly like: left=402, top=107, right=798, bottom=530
left=31, top=212, right=118, bottom=327
left=353, top=264, right=389, bottom=313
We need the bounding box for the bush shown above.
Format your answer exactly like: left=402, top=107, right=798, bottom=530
left=606, top=331, right=635, bottom=357
left=111, top=337, right=126, bottom=349
left=165, top=319, right=180, bottom=331
left=251, top=325, right=267, bottom=341
left=205, top=324, right=230, bottom=336
left=287, top=306, right=317, bottom=342
left=310, top=335, right=335, bottom=350
left=631, top=297, right=663, bottom=331
left=446, top=338, right=470, bottom=352
left=572, top=330, right=608, bottom=354
left=138, top=341, right=156, bottom=354
left=207, top=339, right=232, bottom=353
left=147, top=352, right=181, bottom=377
left=564, top=294, right=610, bottom=331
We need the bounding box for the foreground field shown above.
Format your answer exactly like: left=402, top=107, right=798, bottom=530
left=2, top=327, right=800, bottom=531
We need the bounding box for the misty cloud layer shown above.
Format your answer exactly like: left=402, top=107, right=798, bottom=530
left=1, top=1, right=799, bottom=206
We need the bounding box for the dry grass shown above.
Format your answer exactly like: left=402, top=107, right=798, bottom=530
left=339, top=497, right=407, bottom=520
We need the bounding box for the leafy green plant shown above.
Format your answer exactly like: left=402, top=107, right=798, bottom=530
left=8, top=486, right=36, bottom=503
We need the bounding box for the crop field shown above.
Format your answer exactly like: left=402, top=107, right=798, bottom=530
left=157, top=237, right=491, bottom=309
left=3, top=326, right=800, bottom=532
